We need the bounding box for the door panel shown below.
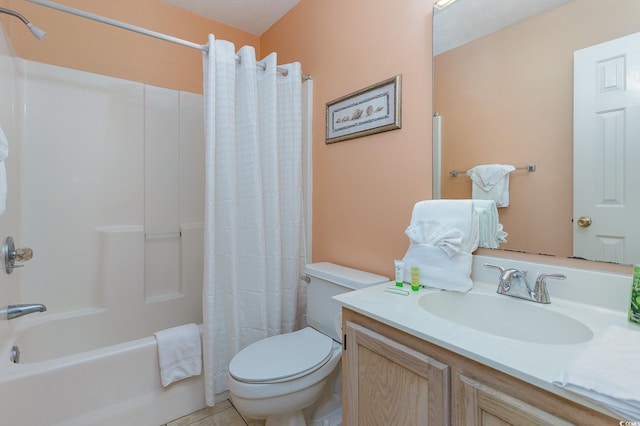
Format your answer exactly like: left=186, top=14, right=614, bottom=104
left=574, top=32, right=640, bottom=264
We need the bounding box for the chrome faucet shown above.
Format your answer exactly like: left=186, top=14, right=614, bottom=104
left=484, top=264, right=565, bottom=304
left=1, top=304, right=47, bottom=320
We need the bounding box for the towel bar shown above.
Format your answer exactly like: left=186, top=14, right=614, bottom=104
left=450, top=163, right=536, bottom=177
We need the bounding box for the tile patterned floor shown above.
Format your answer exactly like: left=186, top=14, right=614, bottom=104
left=164, top=399, right=265, bottom=426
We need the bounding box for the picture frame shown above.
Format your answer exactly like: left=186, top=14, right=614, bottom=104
left=326, top=75, right=402, bottom=144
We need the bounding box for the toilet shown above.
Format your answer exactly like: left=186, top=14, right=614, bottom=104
left=228, top=262, right=388, bottom=426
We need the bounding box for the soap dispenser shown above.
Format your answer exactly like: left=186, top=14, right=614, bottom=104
left=629, top=265, right=640, bottom=327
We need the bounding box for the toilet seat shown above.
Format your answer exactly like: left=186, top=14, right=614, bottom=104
left=229, top=327, right=334, bottom=384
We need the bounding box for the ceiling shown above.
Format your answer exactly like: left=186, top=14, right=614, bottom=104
left=162, top=0, right=300, bottom=36
left=433, top=0, right=573, bottom=55
left=162, top=0, right=573, bottom=50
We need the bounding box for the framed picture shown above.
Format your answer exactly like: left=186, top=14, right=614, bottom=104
left=326, top=75, right=402, bottom=144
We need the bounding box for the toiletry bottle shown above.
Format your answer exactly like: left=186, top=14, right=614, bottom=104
left=394, top=260, right=404, bottom=287
left=629, top=265, right=640, bottom=327
left=410, top=266, right=420, bottom=291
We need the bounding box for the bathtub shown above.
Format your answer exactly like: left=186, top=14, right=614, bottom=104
left=0, top=31, right=209, bottom=425
left=0, top=310, right=206, bottom=426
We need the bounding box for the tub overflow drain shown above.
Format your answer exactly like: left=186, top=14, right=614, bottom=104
left=10, top=345, right=20, bottom=363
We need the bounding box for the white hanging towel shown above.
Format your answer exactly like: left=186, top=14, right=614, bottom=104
left=154, top=323, right=202, bottom=387
left=553, top=325, right=640, bottom=421
left=472, top=200, right=508, bottom=248
left=466, top=164, right=515, bottom=207
left=0, top=125, right=8, bottom=215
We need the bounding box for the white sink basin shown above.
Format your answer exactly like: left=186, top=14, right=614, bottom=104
left=418, top=291, right=593, bottom=345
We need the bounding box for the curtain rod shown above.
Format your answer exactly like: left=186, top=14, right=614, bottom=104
left=24, top=0, right=310, bottom=80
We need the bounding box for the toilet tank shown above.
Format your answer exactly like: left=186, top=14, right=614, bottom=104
left=304, top=262, right=388, bottom=342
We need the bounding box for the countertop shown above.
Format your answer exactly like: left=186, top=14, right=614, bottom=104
left=332, top=255, right=633, bottom=418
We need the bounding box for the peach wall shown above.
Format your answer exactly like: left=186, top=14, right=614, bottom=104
left=3, top=0, right=433, bottom=280
left=3, top=0, right=633, bottom=278
left=4, top=0, right=259, bottom=93
left=435, top=0, right=640, bottom=257
left=262, top=0, right=434, bottom=278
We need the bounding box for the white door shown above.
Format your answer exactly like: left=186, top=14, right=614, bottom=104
left=574, top=32, right=640, bottom=264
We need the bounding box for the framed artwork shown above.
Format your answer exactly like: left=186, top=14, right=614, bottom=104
left=326, top=75, right=402, bottom=144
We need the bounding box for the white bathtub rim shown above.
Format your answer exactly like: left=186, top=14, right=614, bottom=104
left=0, top=316, right=203, bottom=382
left=0, top=307, right=106, bottom=365
left=0, top=322, right=205, bottom=426
left=0, top=326, right=151, bottom=381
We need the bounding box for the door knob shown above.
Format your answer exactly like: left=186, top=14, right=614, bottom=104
left=577, top=216, right=592, bottom=227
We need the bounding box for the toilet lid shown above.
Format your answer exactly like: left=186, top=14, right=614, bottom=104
left=229, top=327, right=334, bottom=384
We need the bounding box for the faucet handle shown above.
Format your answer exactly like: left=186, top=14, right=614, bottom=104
left=484, top=263, right=505, bottom=275
left=15, top=247, right=33, bottom=262
left=485, top=264, right=525, bottom=293
left=536, top=273, right=566, bottom=285
left=534, top=273, right=566, bottom=304
left=2, top=237, right=34, bottom=274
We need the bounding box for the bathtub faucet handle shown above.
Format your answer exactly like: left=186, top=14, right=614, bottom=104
left=15, top=247, right=33, bottom=262
left=2, top=236, right=34, bottom=274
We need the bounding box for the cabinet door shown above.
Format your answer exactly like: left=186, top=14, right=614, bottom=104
left=455, top=374, right=572, bottom=426
left=344, top=320, right=450, bottom=426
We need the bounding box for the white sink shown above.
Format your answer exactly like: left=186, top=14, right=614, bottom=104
left=418, top=291, right=593, bottom=345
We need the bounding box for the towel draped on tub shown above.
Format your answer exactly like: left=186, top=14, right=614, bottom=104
left=154, top=323, right=202, bottom=387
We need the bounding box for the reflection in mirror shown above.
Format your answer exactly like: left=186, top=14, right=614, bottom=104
left=433, top=0, right=640, bottom=265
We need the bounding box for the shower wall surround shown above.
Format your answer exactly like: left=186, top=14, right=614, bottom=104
left=0, top=22, right=204, bottom=337
left=0, top=27, right=22, bottom=339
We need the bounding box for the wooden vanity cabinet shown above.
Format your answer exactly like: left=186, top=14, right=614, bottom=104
left=342, top=308, right=616, bottom=426
left=343, top=317, right=450, bottom=425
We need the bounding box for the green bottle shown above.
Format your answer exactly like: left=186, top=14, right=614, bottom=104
left=629, top=265, right=640, bottom=327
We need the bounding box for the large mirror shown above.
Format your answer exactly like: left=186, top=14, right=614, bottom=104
left=433, top=0, right=640, bottom=265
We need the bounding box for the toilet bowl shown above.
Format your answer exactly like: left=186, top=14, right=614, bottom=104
left=229, top=328, right=342, bottom=425
left=227, top=262, right=388, bottom=426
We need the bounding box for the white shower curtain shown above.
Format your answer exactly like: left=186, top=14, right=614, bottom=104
left=202, top=34, right=307, bottom=405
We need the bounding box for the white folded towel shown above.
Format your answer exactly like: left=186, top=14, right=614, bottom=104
left=0, top=125, right=8, bottom=215
left=553, top=325, right=640, bottom=421
left=406, top=220, right=465, bottom=257
left=402, top=243, right=474, bottom=292
left=405, top=200, right=479, bottom=253
left=154, top=323, right=202, bottom=387
left=472, top=200, right=508, bottom=248
left=466, top=164, right=515, bottom=207
left=402, top=200, right=479, bottom=292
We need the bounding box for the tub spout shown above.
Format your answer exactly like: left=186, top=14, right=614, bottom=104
left=4, top=304, right=47, bottom=320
